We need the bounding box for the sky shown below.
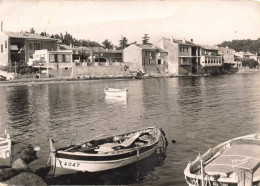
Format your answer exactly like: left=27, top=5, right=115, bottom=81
left=0, top=0, right=260, bottom=46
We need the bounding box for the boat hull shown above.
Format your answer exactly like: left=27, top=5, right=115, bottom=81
left=0, top=134, right=11, bottom=166
left=52, top=145, right=157, bottom=176
left=50, top=126, right=162, bottom=176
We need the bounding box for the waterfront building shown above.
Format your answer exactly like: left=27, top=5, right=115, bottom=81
left=31, top=49, right=73, bottom=72
left=154, top=37, right=201, bottom=75
left=200, top=45, right=223, bottom=73
left=217, top=46, right=236, bottom=70
left=235, top=51, right=260, bottom=68
left=123, top=44, right=168, bottom=74
left=60, top=45, right=123, bottom=66
left=0, top=28, right=57, bottom=70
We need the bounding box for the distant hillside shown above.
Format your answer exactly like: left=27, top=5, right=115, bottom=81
left=218, top=38, right=260, bottom=54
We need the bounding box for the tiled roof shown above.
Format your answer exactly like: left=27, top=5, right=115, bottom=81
left=4, top=31, right=58, bottom=41
left=171, top=38, right=201, bottom=47
left=60, top=45, right=122, bottom=53
left=201, top=45, right=218, bottom=51
left=218, top=47, right=235, bottom=51
left=135, top=44, right=156, bottom=50
left=155, top=46, right=168, bottom=53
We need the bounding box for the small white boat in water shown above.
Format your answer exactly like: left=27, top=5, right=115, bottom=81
left=0, top=130, right=11, bottom=167
left=184, top=134, right=260, bottom=186
left=104, top=88, right=128, bottom=97
left=49, top=126, right=164, bottom=176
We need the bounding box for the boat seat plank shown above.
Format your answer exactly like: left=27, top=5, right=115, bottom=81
left=120, top=132, right=142, bottom=148
left=205, top=144, right=260, bottom=176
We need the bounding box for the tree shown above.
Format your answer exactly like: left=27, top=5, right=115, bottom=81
left=142, top=34, right=150, bottom=45
left=119, top=36, right=128, bottom=49
left=102, top=39, right=113, bottom=49
left=40, top=31, right=49, bottom=37
left=242, top=59, right=259, bottom=68
left=30, top=27, right=36, bottom=34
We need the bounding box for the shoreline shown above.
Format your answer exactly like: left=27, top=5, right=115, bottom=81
left=0, top=70, right=258, bottom=86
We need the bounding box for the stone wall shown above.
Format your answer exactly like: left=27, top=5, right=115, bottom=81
left=48, top=66, right=128, bottom=78
left=73, top=66, right=127, bottom=77
left=179, top=65, right=190, bottom=75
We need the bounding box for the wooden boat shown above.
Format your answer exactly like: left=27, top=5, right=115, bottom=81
left=49, top=126, right=163, bottom=176
left=0, top=130, right=11, bottom=167
left=184, top=134, right=260, bottom=186
left=104, top=88, right=128, bottom=97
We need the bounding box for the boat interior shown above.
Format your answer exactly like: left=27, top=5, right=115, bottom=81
left=58, top=128, right=159, bottom=154
left=191, top=135, right=260, bottom=183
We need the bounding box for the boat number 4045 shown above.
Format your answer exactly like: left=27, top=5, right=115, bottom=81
left=62, top=161, right=80, bottom=167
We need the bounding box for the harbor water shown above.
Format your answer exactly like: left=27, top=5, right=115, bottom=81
left=0, top=72, right=260, bottom=185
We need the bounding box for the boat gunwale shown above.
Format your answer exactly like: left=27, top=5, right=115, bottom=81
left=184, top=133, right=260, bottom=184
left=57, top=140, right=159, bottom=155
left=55, top=126, right=161, bottom=157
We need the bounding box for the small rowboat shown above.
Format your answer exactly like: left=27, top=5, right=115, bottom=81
left=104, top=88, right=128, bottom=97
left=184, top=134, right=260, bottom=186
left=0, top=130, right=11, bottom=167
left=49, top=126, right=163, bottom=176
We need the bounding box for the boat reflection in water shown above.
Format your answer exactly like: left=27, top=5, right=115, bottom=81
left=105, top=95, right=128, bottom=105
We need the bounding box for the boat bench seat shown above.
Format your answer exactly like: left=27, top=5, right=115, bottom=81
left=205, top=143, right=260, bottom=176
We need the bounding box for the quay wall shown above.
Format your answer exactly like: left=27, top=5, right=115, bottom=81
left=49, top=66, right=127, bottom=78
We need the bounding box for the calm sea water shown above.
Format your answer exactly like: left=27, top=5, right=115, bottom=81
left=0, top=72, right=260, bottom=185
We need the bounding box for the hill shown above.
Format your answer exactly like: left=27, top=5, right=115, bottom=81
left=218, top=38, right=260, bottom=54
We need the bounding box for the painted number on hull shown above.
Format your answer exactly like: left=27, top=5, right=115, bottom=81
left=63, top=162, right=80, bottom=167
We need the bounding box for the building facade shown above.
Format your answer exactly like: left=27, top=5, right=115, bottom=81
left=60, top=45, right=123, bottom=65
left=200, top=46, right=223, bottom=74
left=123, top=44, right=167, bottom=74
left=0, top=31, right=57, bottom=71
left=155, top=38, right=201, bottom=75
left=217, top=47, right=235, bottom=70
left=32, top=49, right=73, bottom=71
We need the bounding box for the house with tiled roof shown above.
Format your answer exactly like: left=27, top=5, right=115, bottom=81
left=200, top=45, right=223, bottom=73
left=123, top=44, right=168, bottom=74
left=0, top=27, right=58, bottom=71
left=60, top=45, right=123, bottom=65
left=154, top=37, right=201, bottom=75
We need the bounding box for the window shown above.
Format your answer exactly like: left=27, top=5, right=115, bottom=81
left=5, top=40, right=7, bottom=48
left=29, top=43, right=34, bottom=50
left=158, top=59, right=161, bottom=64
left=65, top=55, right=70, bottom=62
left=49, top=54, right=55, bottom=62
left=1, top=44, right=3, bottom=53
left=57, top=54, right=63, bottom=62
left=34, top=43, right=41, bottom=50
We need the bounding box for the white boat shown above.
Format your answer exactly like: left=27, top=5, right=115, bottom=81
left=184, top=134, right=260, bottom=186
left=0, top=130, right=11, bottom=167
left=49, top=126, right=163, bottom=176
left=104, top=88, right=128, bottom=97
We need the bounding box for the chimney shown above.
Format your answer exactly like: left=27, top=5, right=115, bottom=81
left=1, top=21, right=3, bottom=32
left=191, top=39, right=193, bottom=43
left=182, top=38, right=186, bottom=43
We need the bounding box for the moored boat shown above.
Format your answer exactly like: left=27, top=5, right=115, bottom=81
left=184, top=134, right=260, bottom=186
left=0, top=130, right=11, bottom=167
left=104, top=88, right=128, bottom=97
left=49, top=126, right=164, bottom=176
